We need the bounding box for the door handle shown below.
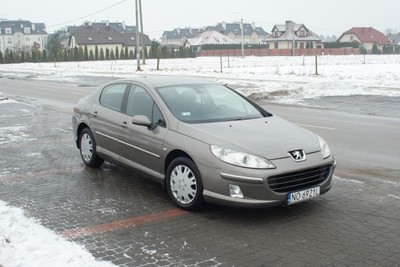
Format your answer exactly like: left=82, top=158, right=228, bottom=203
left=92, top=111, right=98, bottom=117
left=120, top=121, right=128, bottom=128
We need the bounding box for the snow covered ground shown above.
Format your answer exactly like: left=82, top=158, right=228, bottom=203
left=0, top=200, right=116, bottom=267
left=0, top=54, right=399, bottom=266
left=1, top=54, right=400, bottom=105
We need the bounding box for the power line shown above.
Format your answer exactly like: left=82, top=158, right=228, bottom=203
left=47, top=0, right=128, bottom=28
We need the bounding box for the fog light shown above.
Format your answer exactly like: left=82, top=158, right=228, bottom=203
left=229, top=184, right=244, bottom=199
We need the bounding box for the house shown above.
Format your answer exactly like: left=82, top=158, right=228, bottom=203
left=68, top=21, right=152, bottom=57
left=207, top=22, right=269, bottom=44
left=0, top=19, right=48, bottom=54
left=388, top=33, right=400, bottom=45
left=161, top=28, right=203, bottom=48
left=162, top=22, right=269, bottom=48
left=388, top=33, right=400, bottom=52
left=55, top=26, right=78, bottom=49
left=185, top=30, right=238, bottom=52
left=263, top=21, right=324, bottom=52
left=337, top=27, right=391, bottom=53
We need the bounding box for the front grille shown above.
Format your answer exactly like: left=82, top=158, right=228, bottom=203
left=268, top=165, right=332, bottom=193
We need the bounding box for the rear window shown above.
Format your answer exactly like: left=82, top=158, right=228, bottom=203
left=100, top=83, right=128, bottom=112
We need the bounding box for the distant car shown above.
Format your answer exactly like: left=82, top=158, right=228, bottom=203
left=72, top=76, right=335, bottom=210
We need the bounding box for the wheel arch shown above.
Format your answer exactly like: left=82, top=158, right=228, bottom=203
left=163, top=149, right=194, bottom=184
left=76, top=123, right=90, bottom=149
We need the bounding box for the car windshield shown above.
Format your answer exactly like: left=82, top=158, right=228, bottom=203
left=156, top=83, right=269, bottom=123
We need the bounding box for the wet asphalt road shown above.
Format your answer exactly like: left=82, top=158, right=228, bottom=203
left=0, top=77, right=400, bottom=266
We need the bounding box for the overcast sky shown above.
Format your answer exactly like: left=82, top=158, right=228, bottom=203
left=1, top=0, right=399, bottom=40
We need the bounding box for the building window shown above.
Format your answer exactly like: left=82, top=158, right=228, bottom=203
left=26, top=37, right=30, bottom=41
left=298, top=30, right=306, bottom=37
left=300, top=43, right=305, bottom=49
left=350, top=36, right=354, bottom=41
left=274, top=42, right=279, bottom=49
left=8, top=38, right=12, bottom=44
left=5, top=28, right=12, bottom=34
left=24, top=27, right=31, bottom=34
left=274, top=31, right=280, bottom=37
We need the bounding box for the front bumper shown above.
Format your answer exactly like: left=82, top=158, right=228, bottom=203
left=199, top=153, right=336, bottom=208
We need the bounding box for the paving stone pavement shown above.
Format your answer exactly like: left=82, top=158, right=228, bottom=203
left=0, top=97, right=399, bottom=267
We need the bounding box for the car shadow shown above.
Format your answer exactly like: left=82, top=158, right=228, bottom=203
left=81, top=161, right=331, bottom=225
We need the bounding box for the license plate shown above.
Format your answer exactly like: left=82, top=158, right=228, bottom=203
left=287, top=187, right=320, bottom=205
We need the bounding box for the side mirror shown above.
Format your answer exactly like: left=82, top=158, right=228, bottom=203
left=132, top=115, right=157, bottom=130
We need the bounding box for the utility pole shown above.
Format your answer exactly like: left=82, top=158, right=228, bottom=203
left=135, top=0, right=140, bottom=71
left=240, top=17, right=244, bottom=58
left=139, top=0, right=145, bottom=64
left=292, top=24, right=295, bottom=56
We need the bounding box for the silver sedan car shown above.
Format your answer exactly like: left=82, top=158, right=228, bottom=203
left=72, top=76, right=335, bottom=210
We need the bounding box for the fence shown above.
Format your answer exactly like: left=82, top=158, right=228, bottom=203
left=197, top=48, right=361, bottom=57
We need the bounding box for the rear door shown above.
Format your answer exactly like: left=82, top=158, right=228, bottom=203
left=89, top=83, right=128, bottom=160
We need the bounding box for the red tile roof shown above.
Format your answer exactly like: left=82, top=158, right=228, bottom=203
left=341, top=27, right=390, bottom=45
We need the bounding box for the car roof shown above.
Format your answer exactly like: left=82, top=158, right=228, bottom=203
left=114, top=75, right=216, bottom=88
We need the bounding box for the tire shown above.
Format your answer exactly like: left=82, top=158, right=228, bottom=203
left=166, top=157, right=204, bottom=211
left=79, top=128, right=104, bottom=167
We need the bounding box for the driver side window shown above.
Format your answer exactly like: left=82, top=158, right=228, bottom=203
left=126, top=86, right=166, bottom=127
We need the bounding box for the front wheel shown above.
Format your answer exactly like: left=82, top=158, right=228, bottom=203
left=79, top=128, right=104, bottom=167
left=166, top=157, right=204, bottom=211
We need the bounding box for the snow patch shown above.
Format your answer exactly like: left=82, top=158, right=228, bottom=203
left=0, top=97, right=18, bottom=104
left=1, top=55, right=400, bottom=104
left=0, top=200, right=116, bottom=267
left=0, top=125, right=29, bottom=145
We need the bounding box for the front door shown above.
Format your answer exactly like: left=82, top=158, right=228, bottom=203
left=118, top=85, right=168, bottom=179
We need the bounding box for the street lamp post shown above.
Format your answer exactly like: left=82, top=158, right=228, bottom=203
left=235, top=12, right=245, bottom=58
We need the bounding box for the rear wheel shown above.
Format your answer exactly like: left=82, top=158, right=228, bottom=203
left=79, top=128, right=104, bottom=167
left=166, top=157, right=204, bottom=211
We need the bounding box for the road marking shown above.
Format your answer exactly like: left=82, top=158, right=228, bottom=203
left=0, top=167, right=82, bottom=182
left=0, top=138, right=71, bottom=148
left=59, top=209, right=188, bottom=239
left=32, top=87, right=57, bottom=92
left=71, top=93, right=87, bottom=96
left=297, top=123, right=336, bottom=130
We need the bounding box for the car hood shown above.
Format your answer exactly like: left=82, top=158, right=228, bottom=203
left=176, top=116, right=321, bottom=160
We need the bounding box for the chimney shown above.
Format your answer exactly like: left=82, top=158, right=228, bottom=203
left=32, top=24, right=35, bottom=31
left=177, top=28, right=180, bottom=34
left=122, top=21, right=126, bottom=30
left=251, top=22, right=256, bottom=30
left=222, top=22, right=226, bottom=30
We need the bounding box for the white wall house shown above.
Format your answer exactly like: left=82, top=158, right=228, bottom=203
left=0, top=19, right=48, bottom=54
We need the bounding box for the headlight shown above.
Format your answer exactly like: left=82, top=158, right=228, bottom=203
left=210, top=145, right=275, bottom=169
left=318, top=136, right=331, bottom=159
